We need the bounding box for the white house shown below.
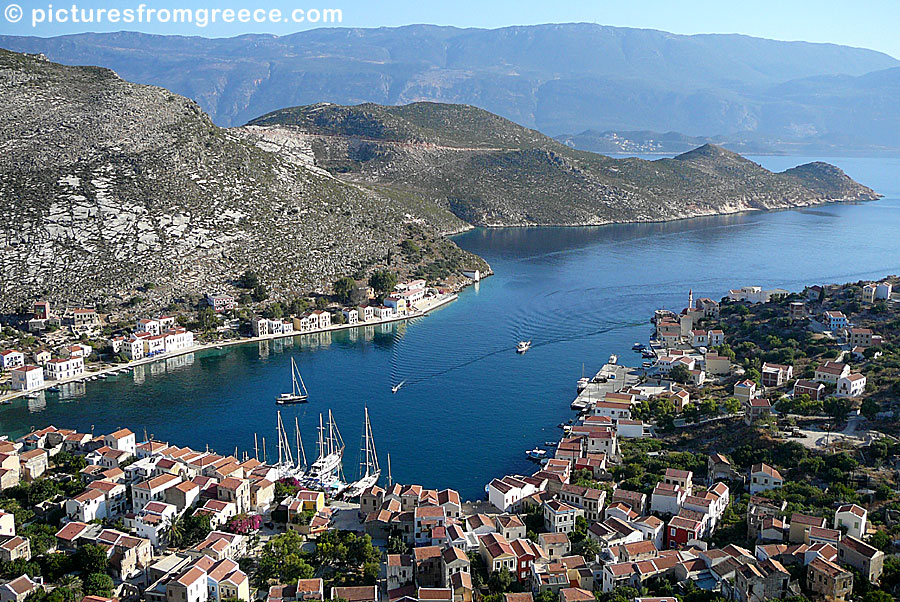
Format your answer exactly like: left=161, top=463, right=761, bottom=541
left=690, top=330, right=708, bottom=348
left=310, top=310, right=331, bottom=329
left=374, top=306, right=394, bottom=319
left=136, top=318, right=162, bottom=336
left=44, top=357, right=85, bottom=380
left=357, top=305, right=374, bottom=322
left=836, top=373, right=867, bottom=398
left=488, top=475, right=537, bottom=512
left=650, top=483, right=686, bottom=516
left=342, top=308, right=359, bottom=325
left=0, top=351, right=24, bottom=370
left=749, top=463, right=783, bottom=495
left=814, top=361, right=851, bottom=384
left=11, top=366, right=44, bottom=392
left=132, top=473, right=183, bottom=511
left=125, top=336, right=146, bottom=360
left=834, top=504, right=867, bottom=540
left=164, top=328, right=195, bottom=353
left=145, top=335, right=166, bottom=356
left=105, top=428, right=137, bottom=456
left=65, top=488, right=107, bottom=522
left=708, top=330, right=725, bottom=347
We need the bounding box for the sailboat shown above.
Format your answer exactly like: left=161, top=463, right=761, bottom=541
left=276, top=357, right=309, bottom=404
left=274, top=411, right=296, bottom=479
left=345, top=407, right=381, bottom=497
left=307, top=410, right=344, bottom=483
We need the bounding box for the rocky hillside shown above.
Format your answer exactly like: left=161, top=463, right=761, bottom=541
left=0, top=51, right=485, bottom=313
left=245, top=102, right=880, bottom=227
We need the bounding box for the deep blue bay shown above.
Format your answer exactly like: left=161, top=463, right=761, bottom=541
left=2, top=155, right=899, bottom=501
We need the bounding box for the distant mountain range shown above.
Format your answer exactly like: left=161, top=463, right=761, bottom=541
left=2, top=24, right=900, bottom=152
left=555, top=129, right=900, bottom=156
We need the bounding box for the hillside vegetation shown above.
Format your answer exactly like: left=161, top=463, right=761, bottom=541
left=246, top=102, right=880, bottom=227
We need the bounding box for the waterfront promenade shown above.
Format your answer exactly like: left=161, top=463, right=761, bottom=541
left=0, top=292, right=458, bottom=404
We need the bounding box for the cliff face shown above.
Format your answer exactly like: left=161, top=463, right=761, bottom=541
left=246, top=104, right=881, bottom=227
left=0, top=52, right=484, bottom=312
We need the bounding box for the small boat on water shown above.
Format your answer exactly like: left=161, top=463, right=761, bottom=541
left=642, top=350, right=656, bottom=358
left=276, top=358, right=309, bottom=404
left=516, top=340, right=532, bottom=354
left=544, top=441, right=558, bottom=447
left=391, top=380, right=406, bottom=394
left=97, top=374, right=108, bottom=380
left=577, top=376, right=590, bottom=392
left=632, top=342, right=645, bottom=350
left=608, top=354, right=618, bottom=365
left=47, top=386, right=60, bottom=393
left=526, top=448, right=547, bottom=460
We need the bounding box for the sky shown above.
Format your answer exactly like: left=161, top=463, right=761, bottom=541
left=1, top=0, right=898, bottom=59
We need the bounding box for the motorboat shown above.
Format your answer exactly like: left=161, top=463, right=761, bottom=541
left=391, top=380, right=406, bottom=394
left=577, top=377, right=590, bottom=392
left=526, top=448, right=547, bottom=460
left=516, top=340, right=532, bottom=354
left=632, top=342, right=646, bottom=350
left=608, top=354, right=618, bottom=365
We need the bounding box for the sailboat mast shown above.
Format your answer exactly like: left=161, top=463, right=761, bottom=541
left=254, top=433, right=259, bottom=461
left=277, top=412, right=284, bottom=466
left=387, top=453, right=392, bottom=488
left=364, top=407, right=371, bottom=477
left=328, top=410, right=335, bottom=456
left=296, top=416, right=307, bottom=469
left=262, top=437, right=267, bottom=463
left=369, top=408, right=379, bottom=474
left=317, top=413, right=324, bottom=460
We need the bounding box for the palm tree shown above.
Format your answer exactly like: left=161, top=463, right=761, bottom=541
left=168, top=515, right=185, bottom=548
left=57, top=575, right=83, bottom=602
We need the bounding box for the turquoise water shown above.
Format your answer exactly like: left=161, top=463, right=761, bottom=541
left=2, top=156, right=899, bottom=501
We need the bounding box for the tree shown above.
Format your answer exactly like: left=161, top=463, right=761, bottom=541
left=198, top=307, right=218, bottom=332
left=861, top=591, right=893, bottom=602
left=168, top=514, right=186, bottom=548
left=669, top=364, right=691, bottom=384
left=368, top=270, right=398, bottom=294
left=55, top=575, right=82, bottom=602
left=76, top=544, right=109, bottom=575
left=861, top=398, right=880, bottom=420
left=869, top=530, right=891, bottom=551
left=333, top=277, right=356, bottom=304
left=824, top=397, right=852, bottom=423
left=487, top=569, right=513, bottom=594
left=237, top=271, right=260, bottom=289
left=252, top=283, right=269, bottom=302
left=83, top=573, right=114, bottom=597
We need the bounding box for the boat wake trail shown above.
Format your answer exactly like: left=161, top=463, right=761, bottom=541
left=389, top=320, right=644, bottom=389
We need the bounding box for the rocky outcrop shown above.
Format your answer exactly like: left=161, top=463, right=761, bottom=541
left=0, top=51, right=482, bottom=313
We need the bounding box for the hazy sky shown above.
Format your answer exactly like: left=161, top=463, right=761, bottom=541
left=2, top=0, right=898, bottom=59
